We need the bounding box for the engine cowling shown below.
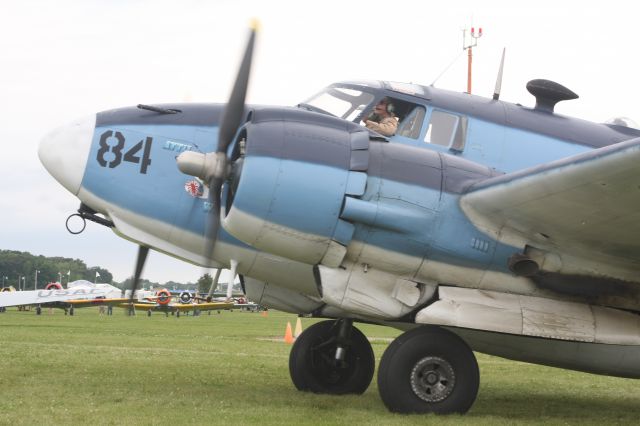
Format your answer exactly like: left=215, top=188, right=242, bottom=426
left=179, top=291, right=193, bottom=304
left=156, top=289, right=172, bottom=305
left=223, top=108, right=370, bottom=267
left=45, top=282, right=63, bottom=290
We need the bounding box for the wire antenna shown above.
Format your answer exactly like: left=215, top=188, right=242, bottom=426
left=430, top=50, right=465, bottom=87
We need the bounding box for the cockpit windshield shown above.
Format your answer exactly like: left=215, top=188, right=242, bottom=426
left=299, top=86, right=375, bottom=122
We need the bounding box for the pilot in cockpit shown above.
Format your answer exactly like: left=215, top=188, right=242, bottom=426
left=362, top=97, right=399, bottom=136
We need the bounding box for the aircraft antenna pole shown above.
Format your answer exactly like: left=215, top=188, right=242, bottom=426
left=462, top=26, right=483, bottom=94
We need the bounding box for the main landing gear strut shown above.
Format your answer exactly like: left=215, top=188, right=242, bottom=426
left=289, top=320, right=479, bottom=414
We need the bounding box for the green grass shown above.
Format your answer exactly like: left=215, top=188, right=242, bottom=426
left=0, top=308, right=638, bottom=425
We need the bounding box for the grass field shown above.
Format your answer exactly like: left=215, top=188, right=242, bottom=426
left=1, top=308, right=638, bottom=425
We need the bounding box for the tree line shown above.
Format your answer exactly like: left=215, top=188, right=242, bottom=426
left=0, top=250, right=196, bottom=291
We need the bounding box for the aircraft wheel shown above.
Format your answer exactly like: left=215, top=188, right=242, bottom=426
left=289, top=320, right=374, bottom=395
left=147, top=310, right=151, bottom=317
left=36, top=306, right=42, bottom=315
left=377, top=326, right=479, bottom=414
left=176, top=311, right=180, bottom=318
left=69, top=306, right=74, bottom=316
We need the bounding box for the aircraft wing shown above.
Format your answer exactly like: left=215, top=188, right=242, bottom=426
left=173, top=301, right=234, bottom=311
left=460, top=137, right=640, bottom=267
left=62, top=298, right=130, bottom=308
left=0, top=287, right=111, bottom=308
left=117, top=301, right=234, bottom=311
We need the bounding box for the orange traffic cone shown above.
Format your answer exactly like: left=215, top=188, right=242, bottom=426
left=284, top=321, right=294, bottom=344
left=294, top=317, right=303, bottom=338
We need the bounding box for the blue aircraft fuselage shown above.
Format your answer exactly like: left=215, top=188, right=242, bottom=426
left=39, top=81, right=640, bottom=314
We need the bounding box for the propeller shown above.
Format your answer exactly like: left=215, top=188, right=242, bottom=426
left=177, top=22, right=257, bottom=265
left=126, top=245, right=149, bottom=305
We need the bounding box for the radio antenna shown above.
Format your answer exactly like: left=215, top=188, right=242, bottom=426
left=462, top=26, right=483, bottom=94
left=493, top=48, right=506, bottom=100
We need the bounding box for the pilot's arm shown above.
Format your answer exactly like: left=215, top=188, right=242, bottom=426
left=364, top=116, right=398, bottom=136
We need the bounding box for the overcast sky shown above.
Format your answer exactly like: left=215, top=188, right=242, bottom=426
left=1, top=0, right=637, bottom=284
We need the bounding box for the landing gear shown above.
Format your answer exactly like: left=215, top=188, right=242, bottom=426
left=36, top=306, right=42, bottom=315
left=147, top=310, right=151, bottom=317
left=289, top=319, right=374, bottom=395
left=69, top=306, right=74, bottom=316
left=377, top=326, right=479, bottom=414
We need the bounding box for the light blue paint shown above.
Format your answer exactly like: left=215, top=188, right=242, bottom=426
left=389, top=110, right=591, bottom=174
left=231, top=156, right=349, bottom=239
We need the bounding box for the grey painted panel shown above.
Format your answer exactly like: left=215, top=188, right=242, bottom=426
left=96, top=103, right=227, bottom=127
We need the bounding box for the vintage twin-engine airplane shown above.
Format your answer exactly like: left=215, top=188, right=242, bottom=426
left=38, top=25, right=640, bottom=414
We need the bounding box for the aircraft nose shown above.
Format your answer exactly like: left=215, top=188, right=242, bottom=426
left=38, top=114, right=96, bottom=195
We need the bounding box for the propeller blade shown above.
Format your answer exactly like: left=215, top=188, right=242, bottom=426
left=217, top=24, right=257, bottom=154
left=128, top=245, right=149, bottom=304
left=207, top=269, right=223, bottom=300
left=204, top=177, right=223, bottom=264
left=199, top=23, right=258, bottom=273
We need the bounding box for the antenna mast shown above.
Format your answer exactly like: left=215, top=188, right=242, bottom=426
left=462, top=26, right=483, bottom=94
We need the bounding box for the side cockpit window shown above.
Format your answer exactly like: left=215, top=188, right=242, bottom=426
left=424, top=110, right=468, bottom=152
left=397, top=105, right=426, bottom=139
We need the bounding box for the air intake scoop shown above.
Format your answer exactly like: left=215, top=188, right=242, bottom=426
left=526, top=79, right=578, bottom=113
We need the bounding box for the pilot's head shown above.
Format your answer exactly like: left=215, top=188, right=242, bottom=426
left=374, top=97, right=395, bottom=117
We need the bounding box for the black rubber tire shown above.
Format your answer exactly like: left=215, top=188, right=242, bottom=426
left=289, top=320, right=374, bottom=395
left=147, top=310, right=151, bottom=317
left=69, top=306, right=74, bottom=316
left=377, top=326, right=479, bottom=414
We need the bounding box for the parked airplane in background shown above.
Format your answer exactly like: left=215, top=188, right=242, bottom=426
left=0, top=280, right=116, bottom=314
left=38, top=24, right=640, bottom=414
left=123, top=288, right=234, bottom=316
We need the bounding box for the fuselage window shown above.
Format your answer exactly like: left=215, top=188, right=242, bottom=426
left=424, top=110, right=468, bottom=151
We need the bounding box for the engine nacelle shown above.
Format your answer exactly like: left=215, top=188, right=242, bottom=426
left=223, top=107, right=497, bottom=278
left=223, top=108, right=370, bottom=267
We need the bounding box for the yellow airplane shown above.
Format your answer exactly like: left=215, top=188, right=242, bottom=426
left=119, top=289, right=234, bottom=317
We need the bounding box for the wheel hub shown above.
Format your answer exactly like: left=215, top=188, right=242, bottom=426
left=410, top=356, right=455, bottom=403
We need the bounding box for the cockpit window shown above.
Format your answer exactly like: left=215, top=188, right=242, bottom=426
left=396, top=105, right=426, bottom=139
left=301, top=87, right=374, bottom=120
